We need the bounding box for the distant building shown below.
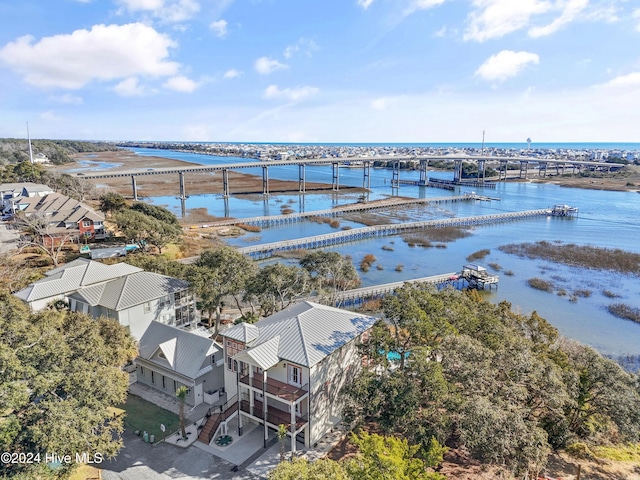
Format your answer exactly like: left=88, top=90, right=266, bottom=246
left=0, top=182, right=54, bottom=214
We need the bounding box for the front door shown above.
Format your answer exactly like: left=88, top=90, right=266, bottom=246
left=194, top=383, right=203, bottom=406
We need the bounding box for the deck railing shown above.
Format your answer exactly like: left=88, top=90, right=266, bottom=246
left=239, top=375, right=308, bottom=402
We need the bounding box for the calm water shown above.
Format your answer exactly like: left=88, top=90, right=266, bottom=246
left=86, top=147, right=640, bottom=357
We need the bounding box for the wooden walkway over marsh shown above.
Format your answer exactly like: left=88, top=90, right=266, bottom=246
left=235, top=208, right=551, bottom=259
left=186, top=194, right=495, bottom=229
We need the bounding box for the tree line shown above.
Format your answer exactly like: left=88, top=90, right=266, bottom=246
left=0, top=139, right=119, bottom=166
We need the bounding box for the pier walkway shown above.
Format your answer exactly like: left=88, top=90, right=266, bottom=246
left=234, top=208, right=551, bottom=259
left=186, top=194, right=493, bottom=229
left=337, top=272, right=461, bottom=307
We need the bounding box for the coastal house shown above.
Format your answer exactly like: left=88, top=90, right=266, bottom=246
left=136, top=322, right=224, bottom=406
left=14, top=258, right=197, bottom=340
left=216, top=301, right=376, bottom=452
left=13, top=192, right=106, bottom=242
left=0, top=182, right=54, bottom=214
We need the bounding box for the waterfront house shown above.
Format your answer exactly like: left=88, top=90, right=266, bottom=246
left=0, top=182, right=54, bottom=214
left=12, top=192, right=106, bottom=242
left=136, top=322, right=224, bottom=406
left=14, top=258, right=197, bottom=340
left=218, top=301, right=376, bottom=451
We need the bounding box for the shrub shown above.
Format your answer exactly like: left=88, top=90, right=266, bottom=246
left=395, top=264, right=404, bottom=272
left=608, top=303, right=640, bottom=323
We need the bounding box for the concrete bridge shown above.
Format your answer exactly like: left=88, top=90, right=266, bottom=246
left=74, top=153, right=618, bottom=200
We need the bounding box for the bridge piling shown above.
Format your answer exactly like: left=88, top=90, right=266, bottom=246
left=131, top=175, right=138, bottom=201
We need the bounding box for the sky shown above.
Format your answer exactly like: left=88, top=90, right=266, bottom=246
left=0, top=0, right=639, bottom=143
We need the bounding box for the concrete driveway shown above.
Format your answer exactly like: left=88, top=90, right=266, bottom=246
left=101, top=429, right=262, bottom=480
left=0, top=221, right=19, bottom=254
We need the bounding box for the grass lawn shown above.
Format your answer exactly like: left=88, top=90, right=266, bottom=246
left=117, top=394, right=180, bottom=440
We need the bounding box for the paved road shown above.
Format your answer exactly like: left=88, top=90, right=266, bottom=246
left=101, top=430, right=262, bottom=480
left=0, top=222, right=19, bottom=255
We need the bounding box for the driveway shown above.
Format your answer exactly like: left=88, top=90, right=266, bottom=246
left=0, top=222, right=19, bottom=254
left=101, top=429, right=262, bottom=480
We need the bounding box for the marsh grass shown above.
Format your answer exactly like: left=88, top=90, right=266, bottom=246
left=467, top=249, right=490, bottom=261
left=528, top=277, right=554, bottom=292
left=608, top=303, right=640, bottom=323
left=602, top=290, right=621, bottom=298
left=488, top=262, right=501, bottom=271
left=500, top=241, right=640, bottom=274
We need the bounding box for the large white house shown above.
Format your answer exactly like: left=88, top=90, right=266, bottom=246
left=211, top=301, right=376, bottom=452
left=13, top=258, right=196, bottom=340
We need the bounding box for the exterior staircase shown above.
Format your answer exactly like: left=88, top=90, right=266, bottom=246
left=197, top=395, right=238, bottom=445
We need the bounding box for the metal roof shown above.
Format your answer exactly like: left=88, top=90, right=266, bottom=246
left=233, top=336, right=280, bottom=370
left=223, top=322, right=260, bottom=343
left=226, top=301, right=376, bottom=368
left=138, top=322, right=220, bottom=379
left=14, top=259, right=142, bottom=303
left=68, top=271, right=189, bottom=311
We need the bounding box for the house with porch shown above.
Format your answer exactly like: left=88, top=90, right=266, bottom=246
left=208, top=301, right=376, bottom=452
left=136, top=322, right=224, bottom=407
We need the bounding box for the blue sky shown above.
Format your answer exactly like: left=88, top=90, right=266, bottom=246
left=1, top=0, right=639, bottom=143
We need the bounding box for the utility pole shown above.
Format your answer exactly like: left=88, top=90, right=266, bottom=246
left=26, top=122, right=34, bottom=164
left=481, top=130, right=485, bottom=157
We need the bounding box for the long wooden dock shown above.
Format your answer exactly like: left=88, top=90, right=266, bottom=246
left=186, top=194, right=493, bottom=229
left=235, top=208, right=551, bottom=259
left=337, top=272, right=461, bottom=307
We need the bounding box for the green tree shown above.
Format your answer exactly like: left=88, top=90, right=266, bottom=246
left=176, top=386, right=188, bottom=440
left=0, top=293, right=136, bottom=478
left=299, top=251, right=360, bottom=306
left=268, top=458, right=349, bottom=480
left=277, top=424, right=288, bottom=462
left=343, top=432, right=445, bottom=480
left=114, top=209, right=181, bottom=254
left=187, top=247, right=257, bottom=333
left=12, top=161, right=45, bottom=183
left=245, top=263, right=310, bottom=317
left=131, top=202, right=179, bottom=225
left=99, top=191, right=127, bottom=217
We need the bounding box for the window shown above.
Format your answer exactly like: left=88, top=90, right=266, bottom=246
left=139, top=366, right=144, bottom=376
left=151, top=371, right=155, bottom=385
left=82, top=220, right=91, bottom=227
left=225, top=339, right=244, bottom=372
left=173, top=380, right=177, bottom=392
left=162, top=375, right=166, bottom=389
left=288, top=365, right=302, bottom=387
left=144, top=302, right=151, bottom=313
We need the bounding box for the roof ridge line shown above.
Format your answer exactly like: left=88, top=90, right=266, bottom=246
left=295, top=314, right=311, bottom=367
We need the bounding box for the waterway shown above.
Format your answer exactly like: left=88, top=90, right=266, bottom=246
left=84, top=147, right=640, bottom=361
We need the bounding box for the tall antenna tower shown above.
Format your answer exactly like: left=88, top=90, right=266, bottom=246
left=27, top=122, right=34, bottom=164
left=526, top=137, right=532, bottom=151
left=481, top=130, right=485, bottom=156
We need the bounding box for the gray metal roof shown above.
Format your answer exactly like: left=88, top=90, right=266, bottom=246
left=233, top=336, right=280, bottom=370
left=223, top=322, right=260, bottom=343
left=14, top=259, right=142, bottom=303
left=226, top=301, right=376, bottom=368
left=68, top=271, right=189, bottom=311
left=138, top=322, right=220, bottom=379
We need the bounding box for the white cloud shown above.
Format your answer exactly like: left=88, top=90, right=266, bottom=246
left=117, top=0, right=200, bottom=23
left=370, top=97, right=396, bottom=110
left=358, top=0, right=374, bottom=9
left=404, top=0, right=447, bottom=16
left=528, top=0, right=588, bottom=37
left=39, top=110, right=63, bottom=121
left=264, top=84, right=318, bottom=102
left=599, top=72, right=640, bottom=89
left=49, top=93, right=83, bottom=105
left=475, top=50, right=540, bottom=82
left=254, top=57, right=288, bottom=75
left=633, top=9, right=640, bottom=32
left=464, top=0, right=551, bottom=42
left=223, top=68, right=242, bottom=78
left=210, top=19, right=228, bottom=37
left=0, top=23, right=179, bottom=89
left=283, top=38, right=319, bottom=59
left=163, top=75, right=200, bottom=92
left=113, top=77, right=148, bottom=96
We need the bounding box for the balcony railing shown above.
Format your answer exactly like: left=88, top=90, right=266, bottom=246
left=239, top=375, right=308, bottom=402
left=239, top=395, right=308, bottom=430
